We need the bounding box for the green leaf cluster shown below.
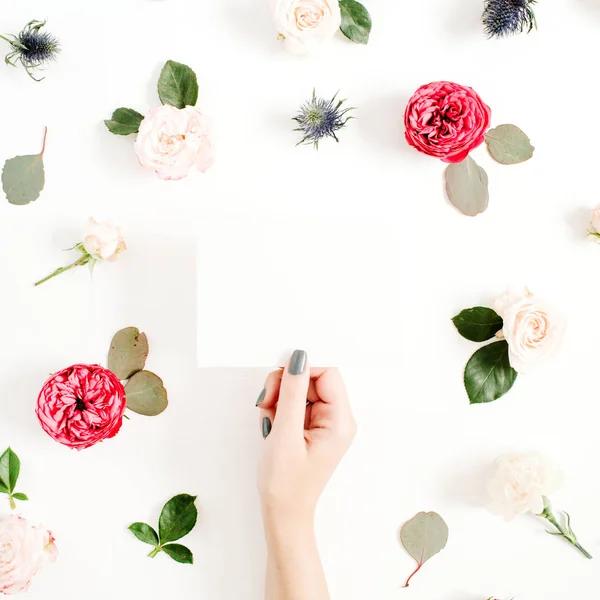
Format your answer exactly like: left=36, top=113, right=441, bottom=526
left=104, top=60, right=199, bottom=136
left=107, top=327, right=168, bottom=417
left=129, top=494, right=197, bottom=564
left=339, top=0, right=372, bottom=44
left=0, top=448, right=28, bottom=510
left=452, top=307, right=517, bottom=404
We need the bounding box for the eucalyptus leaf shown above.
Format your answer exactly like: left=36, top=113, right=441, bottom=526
left=444, top=155, right=489, bottom=216
left=464, top=341, right=517, bottom=404
left=129, top=522, right=159, bottom=546
left=108, top=327, right=149, bottom=380
left=0, top=448, right=20, bottom=492
left=157, top=60, right=199, bottom=109
left=2, top=128, right=46, bottom=206
left=104, top=107, right=144, bottom=136
left=485, top=124, right=534, bottom=165
left=400, top=512, right=449, bottom=587
left=339, top=0, right=372, bottom=44
left=452, top=307, right=503, bottom=342
left=159, top=494, right=198, bottom=545
left=125, top=370, right=168, bottom=416
left=162, top=544, right=194, bottom=564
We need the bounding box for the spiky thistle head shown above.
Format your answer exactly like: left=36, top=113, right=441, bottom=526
left=1, top=20, right=60, bottom=81
left=482, top=0, right=537, bottom=38
left=293, top=90, right=355, bottom=150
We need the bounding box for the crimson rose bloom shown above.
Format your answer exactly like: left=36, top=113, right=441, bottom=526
left=404, top=81, right=491, bottom=163
left=36, top=364, right=126, bottom=450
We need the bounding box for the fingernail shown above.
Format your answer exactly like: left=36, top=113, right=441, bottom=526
left=256, top=388, right=266, bottom=406
left=289, top=349, right=307, bottom=376
left=262, top=417, right=272, bottom=438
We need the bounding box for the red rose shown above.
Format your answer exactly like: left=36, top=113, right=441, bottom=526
left=36, top=364, right=126, bottom=450
left=404, top=81, right=492, bottom=163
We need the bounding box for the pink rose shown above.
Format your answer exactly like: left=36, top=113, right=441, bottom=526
left=0, top=515, right=57, bottom=595
left=404, top=81, right=492, bottom=163
left=36, top=364, right=127, bottom=450
left=134, top=105, right=214, bottom=180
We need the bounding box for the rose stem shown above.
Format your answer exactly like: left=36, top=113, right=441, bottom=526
left=148, top=547, right=161, bottom=558
left=34, top=255, right=89, bottom=287
left=540, top=500, right=592, bottom=559
left=9, top=495, right=16, bottom=510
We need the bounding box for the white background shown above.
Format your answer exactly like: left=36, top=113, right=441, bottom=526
left=1, top=0, right=600, bottom=599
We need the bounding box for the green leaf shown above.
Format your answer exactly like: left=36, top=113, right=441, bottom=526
left=125, top=370, right=168, bottom=416
left=158, top=494, right=198, bottom=544
left=129, top=522, right=159, bottom=546
left=485, top=124, right=535, bottom=165
left=464, top=341, right=518, bottom=404
left=108, top=327, right=149, bottom=380
left=11, top=493, right=28, bottom=501
left=2, top=128, right=47, bottom=206
left=0, top=482, right=7, bottom=494
left=157, top=60, right=199, bottom=109
left=104, top=107, right=144, bottom=136
left=339, top=0, right=372, bottom=44
left=400, top=512, right=449, bottom=587
left=162, top=544, right=194, bottom=564
left=444, top=155, right=489, bottom=217
left=452, top=307, right=503, bottom=342
left=0, top=448, right=20, bottom=493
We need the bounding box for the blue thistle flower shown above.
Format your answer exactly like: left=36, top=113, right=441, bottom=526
left=293, top=90, right=355, bottom=149
left=482, top=0, right=537, bottom=38
left=1, top=20, right=60, bottom=81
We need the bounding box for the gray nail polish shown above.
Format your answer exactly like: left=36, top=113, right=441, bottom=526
left=256, top=388, right=266, bottom=406
left=289, top=350, right=307, bottom=376
left=262, top=417, right=272, bottom=438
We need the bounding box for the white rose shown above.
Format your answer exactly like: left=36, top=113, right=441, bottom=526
left=0, top=515, right=57, bottom=595
left=271, top=0, right=341, bottom=55
left=590, top=205, right=600, bottom=236
left=83, top=218, right=126, bottom=262
left=487, top=453, right=562, bottom=520
left=134, top=105, right=214, bottom=181
left=494, top=287, right=565, bottom=374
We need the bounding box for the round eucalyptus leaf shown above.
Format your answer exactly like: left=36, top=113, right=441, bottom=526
left=464, top=341, right=517, bottom=404
left=108, top=327, right=149, bottom=380
left=125, top=370, right=168, bottom=416
left=444, top=156, right=489, bottom=216
left=485, top=124, right=534, bottom=165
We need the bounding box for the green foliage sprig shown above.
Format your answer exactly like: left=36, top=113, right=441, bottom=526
left=0, top=448, right=29, bottom=510
left=338, top=0, right=372, bottom=44
left=129, top=494, right=198, bottom=564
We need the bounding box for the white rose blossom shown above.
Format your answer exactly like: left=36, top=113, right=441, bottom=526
left=0, top=515, right=57, bottom=595
left=494, top=287, right=565, bottom=374
left=271, top=0, right=341, bottom=55
left=134, top=104, right=214, bottom=181
left=487, top=453, right=592, bottom=559
left=83, top=218, right=126, bottom=262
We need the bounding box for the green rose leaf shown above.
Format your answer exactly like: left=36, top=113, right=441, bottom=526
left=452, top=307, right=503, bottom=342
left=464, top=341, right=518, bottom=404
left=339, top=0, right=372, bottom=44
left=125, top=370, right=168, bottom=416
left=444, top=155, right=489, bottom=217
left=0, top=482, right=7, bottom=494
left=0, top=448, right=20, bottom=492
left=104, top=108, right=144, bottom=136
left=108, top=327, right=149, bottom=380
left=2, top=127, right=47, bottom=206
left=485, top=124, right=535, bottom=165
left=11, top=493, right=28, bottom=501
left=157, top=60, right=199, bottom=109
left=159, top=494, right=198, bottom=545
left=129, top=522, right=159, bottom=546
left=162, top=544, right=194, bottom=564
left=400, top=511, right=449, bottom=587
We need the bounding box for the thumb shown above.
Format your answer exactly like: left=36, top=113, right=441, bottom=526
left=273, top=349, right=309, bottom=434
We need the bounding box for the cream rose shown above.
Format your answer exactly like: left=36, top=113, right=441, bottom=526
left=589, top=205, right=600, bottom=237
left=271, top=0, right=341, bottom=55
left=83, top=218, right=126, bottom=262
left=134, top=105, right=214, bottom=181
left=0, top=515, right=57, bottom=595
left=487, top=453, right=561, bottom=520
left=494, top=287, right=565, bottom=374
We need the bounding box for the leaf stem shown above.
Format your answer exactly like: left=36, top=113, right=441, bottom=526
left=40, top=126, right=48, bottom=156
left=8, top=495, right=16, bottom=511
left=34, top=255, right=90, bottom=286
left=539, top=497, right=592, bottom=559
left=402, top=561, right=423, bottom=588
left=148, top=547, right=161, bottom=558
